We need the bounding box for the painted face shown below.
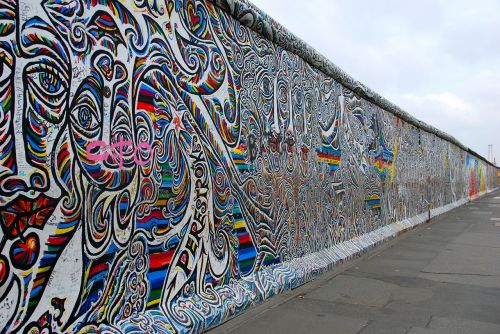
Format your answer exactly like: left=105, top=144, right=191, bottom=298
left=0, top=0, right=69, bottom=298
left=0, top=0, right=151, bottom=330
left=0, top=1, right=71, bottom=329
left=0, top=0, right=254, bottom=332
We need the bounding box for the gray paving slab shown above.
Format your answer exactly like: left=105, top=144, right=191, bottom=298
left=426, top=316, right=500, bottom=334
left=360, top=322, right=411, bottom=334
left=228, top=305, right=368, bottom=334
left=449, top=231, right=500, bottom=248
left=407, top=328, right=444, bottom=334
left=421, top=244, right=500, bottom=277
left=279, top=297, right=386, bottom=320
left=419, top=272, right=500, bottom=289
left=469, top=210, right=492, bottom=214
left=306, top=275, right=433, bottom=307
left=467, top=222, right=500, bottom=234
left=210, top=190, right=500, bottom=334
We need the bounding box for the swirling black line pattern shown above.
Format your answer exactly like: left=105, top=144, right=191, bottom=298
left=0, top=0, right=498, bottom=333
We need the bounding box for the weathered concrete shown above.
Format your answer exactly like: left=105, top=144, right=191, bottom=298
left=211, top=190, right=500, bottom=334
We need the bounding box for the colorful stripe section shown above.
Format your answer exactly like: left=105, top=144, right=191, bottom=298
left=316, top=146, right=341, bottom=174
left=231, top=144, right=255, bottom=172
left=147, top=244, right=177, bottom=308
left=232, top=201, right=256, bottom=276
left=365, top=195, right=382, bottom=211
left=373, top=146, right=394, bottom=178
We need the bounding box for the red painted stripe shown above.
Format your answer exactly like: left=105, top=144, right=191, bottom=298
left=317, top=153, right=341, bottom=160
left=149, top=250, right=175, bottom=270
left=89, top=262, right=108, bottom=278
left=137, top=101, right=154, bottom=112
left=47, top=236, right=68, bottom=246
left=138, top=211, right=165, bottom=222
left=238, top=234, right=251, bottom=244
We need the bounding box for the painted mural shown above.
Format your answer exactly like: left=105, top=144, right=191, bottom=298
left=0, top=0, right=497, bottom=333
left=466, top=156, right=483, bottom=198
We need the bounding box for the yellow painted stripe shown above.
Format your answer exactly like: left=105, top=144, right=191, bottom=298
left=318, top=158, right=341, bottom=164
left=56, top=226, right=75, bottom=234
left=37, top=266, right=51, bottom=274
left=156, top=200, right=168, bottom=206
left=234, top=220, right=246, bottom=229
left=147, top=299, right=160, bottom=307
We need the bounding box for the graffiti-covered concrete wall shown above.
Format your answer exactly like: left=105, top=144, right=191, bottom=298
left=0, top=0, right=498, bottom=332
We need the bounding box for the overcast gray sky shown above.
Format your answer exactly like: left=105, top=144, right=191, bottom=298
left=251, top=0, right=500, bottom=164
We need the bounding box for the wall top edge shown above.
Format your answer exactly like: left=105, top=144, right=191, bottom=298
left=206, top=0, right=497, bottom=168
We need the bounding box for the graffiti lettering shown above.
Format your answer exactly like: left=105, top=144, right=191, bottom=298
left=86, top=138, right=152, bottom=168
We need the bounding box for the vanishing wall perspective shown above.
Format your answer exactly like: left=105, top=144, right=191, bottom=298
left=0, top=0, right=498, bottom=333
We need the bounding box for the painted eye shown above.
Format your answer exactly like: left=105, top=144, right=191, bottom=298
left=72, top=102, right=99, bottom=134
left=24, top=62, right=68, bottom=122
left=260, top=76, right=272, bottom=98
left=77, top=106, right=94, bottom=130
left=38, top=71, right=61, bottom=93
left=70, top=75, right=103, bottom=139
left=26, top=63, right=67, bottom=97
